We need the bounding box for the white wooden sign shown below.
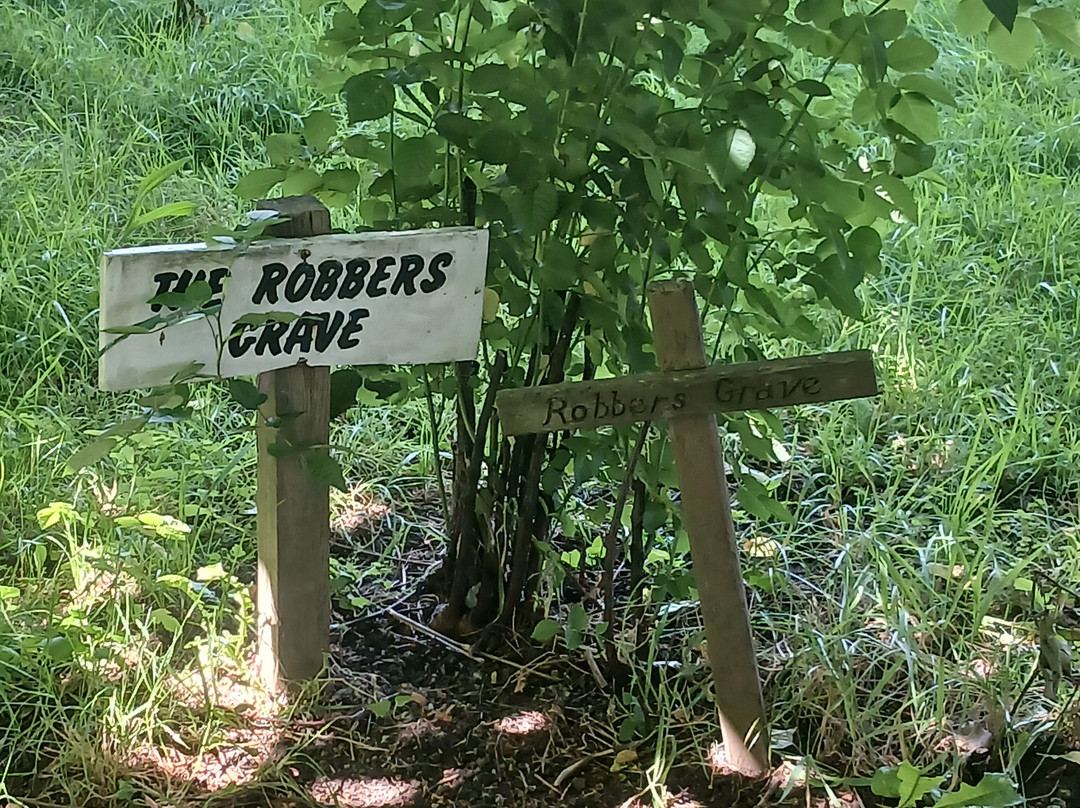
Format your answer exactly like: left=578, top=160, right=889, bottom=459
left=99, top=227, right=489, bottom=391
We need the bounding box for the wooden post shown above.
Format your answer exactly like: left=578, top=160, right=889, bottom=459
left=647, top=279, right=769, bottom=776
left=255, top=196, right=332, bottom=692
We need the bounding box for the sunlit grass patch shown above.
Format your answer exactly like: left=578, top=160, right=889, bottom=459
left=309, top=775, right=421, bottom=808
left=493, top=709, right=550, bottom=735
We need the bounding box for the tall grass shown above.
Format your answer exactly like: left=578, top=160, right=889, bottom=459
left=0, top=1, right=324, bottom=800
left=744, top=2, right=1080, bottom=783
left=0, top=0, right=1077, bottom=804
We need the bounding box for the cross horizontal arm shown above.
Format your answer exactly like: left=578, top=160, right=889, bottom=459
left=495, top=349, right=877, bottom=436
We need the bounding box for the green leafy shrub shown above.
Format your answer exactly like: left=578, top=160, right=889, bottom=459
left=244, top=0, right=955, bottom=642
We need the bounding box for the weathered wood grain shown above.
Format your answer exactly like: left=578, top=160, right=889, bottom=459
left=255, top=197, right=332, bottom=693
left=648, top=280, right=769, bottom=776
left=98, top=196, right=488, bottom=391
left=496, top=349, right=877, bottom=436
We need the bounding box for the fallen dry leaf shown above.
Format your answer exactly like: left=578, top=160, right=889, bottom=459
left=611, top=748, right=638, bottom=771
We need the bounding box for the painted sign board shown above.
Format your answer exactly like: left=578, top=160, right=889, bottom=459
left=99, top=227, right=489, bottom=391
left=496, top=350, right=877, bottom=435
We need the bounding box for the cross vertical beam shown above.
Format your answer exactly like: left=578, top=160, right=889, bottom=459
left=647, top=279, right=769, bottom=775
left=254, top=196, right=332, bottom=692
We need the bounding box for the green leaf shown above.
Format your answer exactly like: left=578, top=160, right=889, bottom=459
left=148, top=292, right=187, bottom=311
left=659, top=34, right=683, bottom=80
left=369, top=699, right=392, bottom=718
left=43, top=636, right=74, bottom=662
left=482, top=288, right=499, bottom=322
left=532, top=181, right=559, bottom=233
left=988, top=17, right=1039, bottom=68
left=933, top=774, right=1022, bottom=807
left=281, top=168, right=323, bottom=197
left=896, top=75, right=956, bottom=107
left=568, top=602, right=588, bottom=632
left=475, top=129, right=518, bottom=164
left=897, top=761, right=938, bottom=807
left=871, top=767, right=902, bottom=798
left=235, top=168, right=286, bottom=199
left=982, top=0, right=1018, bottom=32
left=871, top=762, right=939, bottom=807
left=794, top=0, right=844, bottom=28
left=887, top=36, right=939, bottom=72
left=330, top=369, right=364, bottom=419
left=470, top=63, right=512, bottom=93
left=101, top=416, right=151, bottom=439
left=848, top=225, right=883, bottom=273
left=565, top=627, right=583, bottom=651
left=435, top=113, right=478, bottom=148
left=139, top=386, right=189, bottom=409
left=531, top=619, right=560, bottom=642
left=1032, top=8, right=1080, bottom=59
left=542, top=241, right=581, bottom=290
left=234, top=311, right=298, bottom=327
left=894, top=141, right=936, bottom=176
left=643, top=160, right=664, bottom=202
left=236, top=21, right=257, bottom=43
left=736, top=476, right=794, bottom=523
left=115, top=781, right=137, bottom=802
left=0, top=585, right=20, bottom=600
left=66, top=437, right=117, bottom=473
left=394, top=137, right=438, bottom=187
left=183, top=280, right=213, bottom=307
left=157, top=573, right=193, bottom=589
left=266, top=133, right=302, bottom=167
left=956, top=0, right=994, bottom=36
left=228, top=378, right=268, bottom=410
left=137, top=159, right=187, bottom=199
left=305, top=453, right=347, bottom=491
left=867, top=8, right=908, bottom=41
left=129, top=200, right=197, bottom=231
left=151, top=608, right=181, bottom=634
left=266, top=441, right=298, bottom=458
left=322, top=168, right=360, bottom=194
left=875, top=173, right=918, bottom=221
left=795, top=79, right=831, bottom=97
left=890, top=94, right=938, bottom=143
left=196, top=563, right=227, bottom=581
left=723, top=127, right=756, bottom=176
left=303, top=110, right=338, bottom=153
left=343, top=72, right=396, bottom=122
left=705, top=127, right=755, bottom=184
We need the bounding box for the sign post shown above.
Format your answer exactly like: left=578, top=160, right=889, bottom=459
left=496, top=279, right=878, bottom=776
left=99, top=195, right=489, bottom=692
left=253, top=197, right=332, bottom=690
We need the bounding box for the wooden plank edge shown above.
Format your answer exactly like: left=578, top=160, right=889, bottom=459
left=496, top=350, right=878, bottom=436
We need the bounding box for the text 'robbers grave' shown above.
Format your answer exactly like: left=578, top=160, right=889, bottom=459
left=99, top=226, right=489, bottom=391
left=496, top=350, right=877, bottom=436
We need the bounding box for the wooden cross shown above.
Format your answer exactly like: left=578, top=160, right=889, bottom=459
left=496, top=280, right=878, bottom=775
